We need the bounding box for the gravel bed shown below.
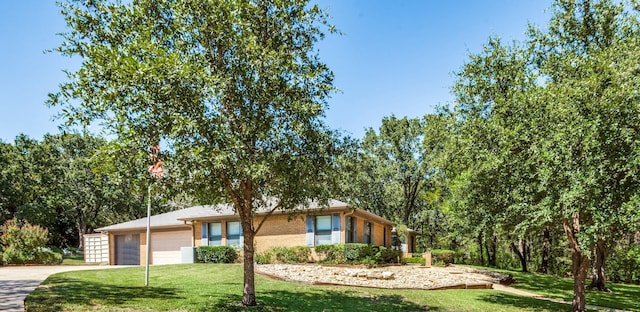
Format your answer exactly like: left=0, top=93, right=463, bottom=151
left=256, top=264, right=509, bottom=290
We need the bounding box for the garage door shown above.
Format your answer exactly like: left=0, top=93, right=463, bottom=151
left=115, top=234, right=140, bottom=265
left=151, top=230, right=192, bottom=265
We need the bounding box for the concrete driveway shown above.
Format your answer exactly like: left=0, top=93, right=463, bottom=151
left=0, top=265, right=121, bottom=312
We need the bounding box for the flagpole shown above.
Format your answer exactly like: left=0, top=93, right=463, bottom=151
left=145, top=143, right=162, bottom=287
left=145, top=182, right=151, bottom=287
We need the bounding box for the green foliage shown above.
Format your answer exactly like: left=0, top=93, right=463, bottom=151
left=256, top=246, right=311, bottom=264
left=196, top=246, right=238, bottom=264
left=0, top=133, right=165, bottom=249
left=404, top=257, right=426, bottom=265
left=431, top=249, right=456, bottom=265
left=34, top=247, right=63, bottom=265
left=315, top=244, right=401, bottom=265
left=447, top=0, right=640, bottom=307
left=339, top=115, right=447, bottom=233
left=608, top=244, right=640, bottom=284
left=314, top=244, right=346, bottom=263
left=254, top=250, right=273, bottom=264
left=53, top=0, right=343, bottom=304
left=0, top=218, right=61, bottom=264
left=374, top=246, right=402, bottom=264
left=343, top=243, right=373, bottom=261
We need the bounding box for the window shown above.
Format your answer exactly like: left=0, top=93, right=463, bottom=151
left=410, top=235, right=415, bottom=253
left=227, top=221, right=242, bottom=248
left=315, top=215, right=332, bottom=246
left=364, top=222, right=372, bottom=245
left=346, top=216, right=356, bottom=243
left=208, top=222, right=222, bottom=246
left=383, top=227, right=387, bottom=247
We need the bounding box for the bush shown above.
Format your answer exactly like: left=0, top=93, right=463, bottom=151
left=374, top=246, right=402, bottom=264
left=255, top=250, right=273, bottom=264
left=315, top=244, right=345, bottom=263
left=315, top=244, right=401, bottom=265
left=404, top=256, right=426, bottom=265
left=344, top=243, right=373, bottom=261
left=255, top=246, right=311, bottom=264
left=431, top=249, right=456, bottom=265
left=0, top=218, right=61, bottom=265
left=291, top=246, right=311, bottom=263
left=35, top=248, right=63, bottom=265
left=196, top=246, right=238, bottom=263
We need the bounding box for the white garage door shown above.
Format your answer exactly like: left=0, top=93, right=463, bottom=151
left=151, top=230, right=192, bottom=265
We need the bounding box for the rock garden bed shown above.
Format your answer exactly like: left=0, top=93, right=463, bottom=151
left=256, top=264, right=510, bottom=290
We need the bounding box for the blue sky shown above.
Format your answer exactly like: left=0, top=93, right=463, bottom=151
left=0, top=0, right=551, bottom=142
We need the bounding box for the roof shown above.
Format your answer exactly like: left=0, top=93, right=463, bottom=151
left=95, top=199, right=393, bottom=232
left=95, top=205, right=208, bottom=232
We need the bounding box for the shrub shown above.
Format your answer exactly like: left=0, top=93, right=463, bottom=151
left=34, top=248, right=63, bottom=265
left=431, top=249, right=456, bottom=265
left=0, top=218, right=61, bottom=265
left=404, top=256, right=426, bottom=265
left=315, top=244, right=401, bottom=265
left=375, top=246, right=402, bottom=264
left=344, top=243, right=373, bottom=261
left=314, top=244, right=345, bottom=263
left=273, top=246, right=311, bottom=263
left=291, top=246, right=311, bottom=263
left=255, top=250, right=273, bottom=264
left=196, top=246, right=238, bottom=263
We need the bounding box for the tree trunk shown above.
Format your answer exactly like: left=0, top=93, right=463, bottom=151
left=541, top=227, right=551, bottom=274
left=77, top=220, right=88, bottom=251
left=563, top=215, right=589, bottom=312
left=478, top=232, right=485, bottom=266
left=488, top=233, right=497, bottom=267
left=239, top=186, right=257, bottom=307
left=590, top=238, right=607, bottom=291
left=242, top=226, right=256, bottom=306
left=510, top=239, right=528, bottom=272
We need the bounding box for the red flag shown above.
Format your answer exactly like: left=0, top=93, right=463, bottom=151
left=148, top=144, right=163, bottom=178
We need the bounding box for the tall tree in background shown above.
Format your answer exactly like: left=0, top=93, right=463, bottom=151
left=0, top=140, right=19, bottom=224
left=450, top=1, right=640, bottom=310
left=346, top=115, right=443, bottom=233
left=527, top=0, right=640, bottom=296
left=52, top=0, right=341, bottom=306
left=0, top=133, right=159, bottom=249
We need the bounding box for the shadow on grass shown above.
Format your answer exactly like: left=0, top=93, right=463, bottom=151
left=26, top=276, right=181, bottom=312
left=495, top=267, right=640, bottom=311
left=202, top=289, right=436, bottom=312
left=479, top=292, right=570, bottom=312
left=587, top=284, right=640, bottom=311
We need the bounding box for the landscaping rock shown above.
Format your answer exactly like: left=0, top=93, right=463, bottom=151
left=256, top=264, right=509, bottom=290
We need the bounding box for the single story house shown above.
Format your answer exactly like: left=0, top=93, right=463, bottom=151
left=87, top=199, right=419, bottom=265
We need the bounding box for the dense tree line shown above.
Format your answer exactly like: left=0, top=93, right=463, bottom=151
left=337, top=1, right=640, bottom=311
left=3, top=0, right=634, bottom=310
left=0, top=132, right=177, bottom=250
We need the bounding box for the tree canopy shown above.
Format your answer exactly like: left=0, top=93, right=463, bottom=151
left=52, top=0, right=342, bottom=306
left=448, top=1, right=640, bottom=310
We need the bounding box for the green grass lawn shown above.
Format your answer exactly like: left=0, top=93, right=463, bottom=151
left=26, top=264, right=597, bottom=312
left=484, top=267, right=640, bottom=311
left=61, top=255, right=90, bottom=266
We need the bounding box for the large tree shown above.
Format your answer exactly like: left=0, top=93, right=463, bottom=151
left=1, top=133, right=156, bottom=249
left=52, top=0, right=340, bottom=306
left=450, top=1, right=640, bottom=310
left=347, top=115, right=442, bottom=231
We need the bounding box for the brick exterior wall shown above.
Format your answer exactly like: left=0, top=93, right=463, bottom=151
left=106, top=208, right=395, bottom=265
left=194, top=212, right=393, bottom=252
left=254, top=214, right=306, bottom=251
